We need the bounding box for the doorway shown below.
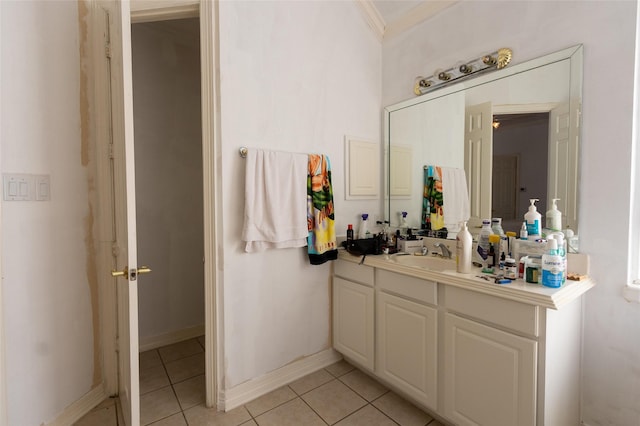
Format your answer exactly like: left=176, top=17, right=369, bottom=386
left=130, top=17, right=205, bottom=415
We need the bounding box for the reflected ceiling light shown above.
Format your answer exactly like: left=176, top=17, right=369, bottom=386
left=414, top=48, right=513, bottom=96
left=492, top=120, right=501, bottom=129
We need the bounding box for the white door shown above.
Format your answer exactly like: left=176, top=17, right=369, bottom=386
left=464, top=102, right=493, bottom=228
left=547, top=103, right=578, bottom=230
left=110, top=2, right=143, bottom=425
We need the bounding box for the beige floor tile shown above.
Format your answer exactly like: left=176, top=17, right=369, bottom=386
left=148, top=412, right=187, bottom=426
left=140, top=349, right=163, bottom=370
left=74, top=400, right=117, bottom=426
left=301, top=379, right=367, bottom=425
left=158, top=338, right=204, bottom=363
left=140, top=386, right=182, bottom=425
left=240, top=420, right=258, bottom=426
left=140, top=364, right=171, bottom=395
left=339, top=368, right=388, bottom=402
left=245, top=386, right=297, bottom=417
left=325, top=359, right=355, bottom=378
left=173, top=374, right=205, bottom=410
left=254, top=398, right=325, bottom=426
left=197, top=335, right=206, bottom=349
left=428, top=421, right=446, bottom=426
left=116, top=398, right=125, bottom=425
left=334, top=404, right=397, bottom=426
left=183, top=404, right=251, bottom=426
left=372, top=392, right=433, bottom=426
left=165, top=352, right=205, bottom=384
left=289, top=368, right=334, bottom=395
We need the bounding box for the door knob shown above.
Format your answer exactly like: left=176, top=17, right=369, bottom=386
left=111, top=266, right=152, bottom=280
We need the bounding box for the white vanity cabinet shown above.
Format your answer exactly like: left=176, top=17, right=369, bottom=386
left=333, top=260, right=375, bottom=370
left=332, top=253, right=592, bottom=426
left=376, top=270, right=438, bottom=410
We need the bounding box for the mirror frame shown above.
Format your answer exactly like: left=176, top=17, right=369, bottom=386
left=384, top=45, right=583, bottom=235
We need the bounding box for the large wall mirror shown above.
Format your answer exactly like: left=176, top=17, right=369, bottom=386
left=384, top=45, right=583, bottom=238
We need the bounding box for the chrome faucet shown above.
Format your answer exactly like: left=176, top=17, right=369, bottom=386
left=434, top=242, right=452, bottom=259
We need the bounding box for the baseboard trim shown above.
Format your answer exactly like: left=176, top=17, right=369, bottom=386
left=46, top=384, right=108, bottom=426
left=139, top=324, right=205, bottom=352
left=221, top=348, right=342, bottom=411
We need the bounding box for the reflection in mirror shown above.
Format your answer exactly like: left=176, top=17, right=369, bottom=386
left=384, top=45, right=583, bottom=239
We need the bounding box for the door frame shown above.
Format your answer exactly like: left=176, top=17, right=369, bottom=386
left=92, top=0, right=221, bottom=408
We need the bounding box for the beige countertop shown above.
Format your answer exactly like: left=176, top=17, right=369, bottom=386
left=337, top=249, right=594, bottom=310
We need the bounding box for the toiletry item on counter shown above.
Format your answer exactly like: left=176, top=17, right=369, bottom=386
left=398, top=238, right=424, bottom=254
left=545, top=198, right=562, bottom=233
left=358, top=214, right=370, bottom=239
left=400, top=211, right=408, bottom=229
left=491, top=218, right=505, bottom=236
left=542, top=238, right=565, bottom=288
left=456, top=220, right=472, bottom=274
left=477, top=219, right=493, bottom=268
left=525, top=256, right=542, bottom=284
left=506, top=231, right=517, bottom=257
left=520, top=222, right=528, bottom=240
left=346, top=224, right=354, bottom=242
left=519, top=256, right=528, bottom=279
left=488, top=234, right=501, bottom=268
left=525, top=198, right=542, bottom=239
left=505, top=258, right=517, bottom=279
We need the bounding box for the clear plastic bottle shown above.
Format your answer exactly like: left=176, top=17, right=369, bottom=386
left=456, top=221, right=472, bottom=274
left=358, top=214, right=369, bottom=239
left=477, top=219, right=493, bottom=268
left=491, top=218, right=505, bottom=236
left=546, top=198, right=562, bottom=233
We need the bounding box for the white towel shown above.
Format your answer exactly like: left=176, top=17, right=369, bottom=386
left=241, top=149, right=309, bottom=252
left=441, top=167, right=470, bottom=231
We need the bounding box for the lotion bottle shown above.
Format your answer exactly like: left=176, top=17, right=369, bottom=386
left=546, top=198, right=562, bottom=233
left=456, top=221, right=472, bottom=274
left=524, top=199, right=541, bottom=240
left=542, top=238, right=564, bottom=288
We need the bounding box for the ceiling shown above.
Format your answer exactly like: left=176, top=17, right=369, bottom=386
left=372, top=0, right=425, bottom=24
left=368, top=0, right=458, bottom=39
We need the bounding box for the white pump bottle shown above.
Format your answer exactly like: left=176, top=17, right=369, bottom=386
left=524, top=199, right=541, bottom=240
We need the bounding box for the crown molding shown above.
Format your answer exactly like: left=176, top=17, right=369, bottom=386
left=384, top=1, right=457, bottom=40
left=355, top=0, right=386, bottom=42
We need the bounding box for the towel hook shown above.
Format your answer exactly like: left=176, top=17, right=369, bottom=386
left=239, top=147, right=248, bottom=158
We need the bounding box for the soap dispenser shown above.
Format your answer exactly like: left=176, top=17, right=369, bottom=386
left=524, top=199, right=541, bottom=240
left=399, top=211, right=408, bottom=230
left=545, top=198, right=562, bottom=233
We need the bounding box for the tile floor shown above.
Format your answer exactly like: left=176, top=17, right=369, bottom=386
left=76, top=336, right=446, bottom=426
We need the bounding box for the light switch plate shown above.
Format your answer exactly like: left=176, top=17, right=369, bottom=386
left=3, top=173, right=51, bottom=201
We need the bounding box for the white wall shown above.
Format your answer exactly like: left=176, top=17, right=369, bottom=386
left=383, top=1, right=640, bottom=424
left=132, top=20, right=205, bottom=343
left=218, top=0, right=381, bottom=388
left=0, top=1, right=98, bottom=424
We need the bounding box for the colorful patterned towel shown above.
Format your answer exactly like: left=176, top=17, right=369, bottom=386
left=307, top=154, right=338, bottom=265
left=422, top=165, right=445, bottom=230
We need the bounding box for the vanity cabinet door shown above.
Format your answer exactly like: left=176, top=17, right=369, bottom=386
left=377, top=291, right=437, bottom=410
left=443, top=313, right=537, bottom=426
left=333, top=276, right=374, bottom=370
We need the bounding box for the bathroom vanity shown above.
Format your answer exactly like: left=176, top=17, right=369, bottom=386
left=332, top=250, right=594, bottom=426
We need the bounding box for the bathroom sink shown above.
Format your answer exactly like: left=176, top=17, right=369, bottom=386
left=389, top=254, right=455, bottom=272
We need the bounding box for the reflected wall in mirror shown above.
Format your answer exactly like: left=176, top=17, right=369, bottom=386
left=384, top=45, right=583, bottom=238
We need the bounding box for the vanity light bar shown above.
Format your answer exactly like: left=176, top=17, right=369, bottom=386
left=413, top=48, right=513, bottom=96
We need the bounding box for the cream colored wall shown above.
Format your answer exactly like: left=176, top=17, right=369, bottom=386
left=131, top=19, right=205, bottom=344
left=218, top=0, right=382, bottom=389
left=0, top=1, right=98, bottom=424
left=382, top=1, right=640, bottom=424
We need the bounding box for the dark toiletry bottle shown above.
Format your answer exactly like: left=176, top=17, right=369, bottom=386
left=347, top=224, right=354, bottom=242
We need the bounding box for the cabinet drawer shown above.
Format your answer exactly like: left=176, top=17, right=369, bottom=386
left=443, top=286, right=539, bottom=337
left=335, top=259, right=374, bottom=286
left=376, top=269, right=437, bottom=306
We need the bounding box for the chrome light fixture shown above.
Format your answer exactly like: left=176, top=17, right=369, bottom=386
left=414, top=48, right=513, bottom=96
